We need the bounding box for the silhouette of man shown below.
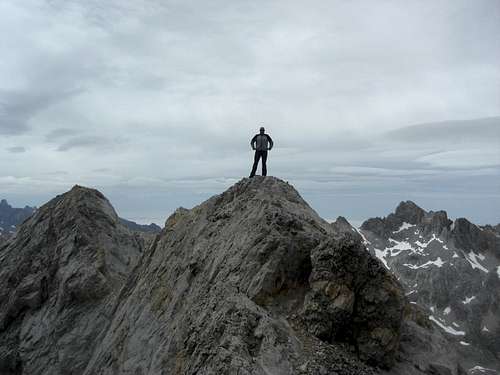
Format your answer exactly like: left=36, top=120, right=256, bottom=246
left=249, top=127, right=273, bottom=177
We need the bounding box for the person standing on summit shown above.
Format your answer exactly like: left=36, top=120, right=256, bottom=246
left=249, top=126, right=273, bottom=178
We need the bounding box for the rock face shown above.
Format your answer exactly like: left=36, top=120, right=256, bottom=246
left=0, top=177, right=408, bottom=375
left=3, top=177, right=482, bottom=375
left=0, top=186, right=145, bottom=375
left=358, top=201, right=500, bottom=374
left=81, top=177, right=402, bottom=374
left=303, top=235, right=404, bottom=368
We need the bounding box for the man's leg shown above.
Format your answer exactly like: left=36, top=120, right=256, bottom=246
left=249, top=151, right=261, bottom=177
left=261, top=151, right=268, bottom=176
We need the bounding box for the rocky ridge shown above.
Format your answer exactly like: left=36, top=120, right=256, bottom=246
left=0, top=178, right=476, bottom=374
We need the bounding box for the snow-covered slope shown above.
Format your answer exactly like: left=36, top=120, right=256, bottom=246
left=357, top=201, right=500, bottom=374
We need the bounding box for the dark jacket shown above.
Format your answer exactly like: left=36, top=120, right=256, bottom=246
left=251, top=134, right=273, bottom=151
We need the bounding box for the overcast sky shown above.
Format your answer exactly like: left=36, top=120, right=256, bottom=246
left=1, top=0, right=499, bottom=226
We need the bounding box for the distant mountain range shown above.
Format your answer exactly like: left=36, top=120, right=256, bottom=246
left=352, top=201, right=500, bottom=372
left=118, top=218, right=162, bottom=233
left=0, top=199, right=36, bottom=241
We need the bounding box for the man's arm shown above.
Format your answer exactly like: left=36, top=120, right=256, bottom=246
left=250, top=135, right=257, bottom=150
left=266, top=135, right=273, bottom=150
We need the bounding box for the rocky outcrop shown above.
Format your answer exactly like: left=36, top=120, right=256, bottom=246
left=0, top=186, right=145, bottom=375
left=0, top=177, right=408, bottom=375
left=303, top=234, right=404, bottom=368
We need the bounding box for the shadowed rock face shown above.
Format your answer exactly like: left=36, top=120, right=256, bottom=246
left=303, top=234, right=404, bottom=368
left=0, top=178, right=420, bottom=374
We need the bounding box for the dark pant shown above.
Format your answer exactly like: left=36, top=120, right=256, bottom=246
left=249, top=150, right=268, bottom=177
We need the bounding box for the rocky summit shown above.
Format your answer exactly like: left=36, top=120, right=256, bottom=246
left=0, top=177, right=487, bottom=375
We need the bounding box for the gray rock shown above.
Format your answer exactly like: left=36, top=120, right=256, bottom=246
left=81, top=177, right=381, bottom=374
left=303, top=234, right=404, bottom=368
left=0, top=186, right=144, bottom=375
left=1, top=177, right=485, bottom=375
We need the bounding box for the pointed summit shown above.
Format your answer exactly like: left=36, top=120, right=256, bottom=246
left=361, top=200, right=429, bottom=237
left=394, top=200, right=426, bottom=224
left=32, top=184, right=121, bottom=234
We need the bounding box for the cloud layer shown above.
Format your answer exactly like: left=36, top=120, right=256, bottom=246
left=1, top=0, right=499, bottom=225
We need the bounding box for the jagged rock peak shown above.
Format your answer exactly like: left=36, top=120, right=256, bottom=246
left=361, top=201, right=454, bottom=238
left=394, top=200, right=426, bottom=224
left=334, top=216, right=351, bottom=226
left=37, top=184, right=120, bottom=227
left=330, top=216, right=362, bottom=240
left=359, top=201, right=428, bottom=237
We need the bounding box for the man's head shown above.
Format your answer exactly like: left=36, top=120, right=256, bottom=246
left=259, top=126, right=265, bottom=134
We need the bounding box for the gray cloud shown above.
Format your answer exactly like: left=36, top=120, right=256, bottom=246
left=0, top=89, right=83, bottom=135
left=56, top=135, right=127, bottom=152
left=92, top=168, right=112, bottom=173
left=386, top=117, right=500, bottom=144
left=0, top=0, right=498, bottom=225
left=45, top=128, right=81, bottom=141
left=6, top=146, right=26, bottom=153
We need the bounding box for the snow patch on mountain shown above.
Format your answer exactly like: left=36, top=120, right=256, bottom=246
left=354, top=227, right=370, bottom=246
left=386, top=238, right=417, bottom=256
left=465, top=251, right=489, bottom=273
left=415, top=234, right=442, bottom=248
left=394, top=222, right=415, bottom=233
left=375, top=248, right=390, bottom=269
left=403, top=257, right=445, bottom=269
left=463, top=296, right=476, bottom=304
left=429, top=316, right=466, bottom=336
left=469, top=365, right=498, bottom=374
